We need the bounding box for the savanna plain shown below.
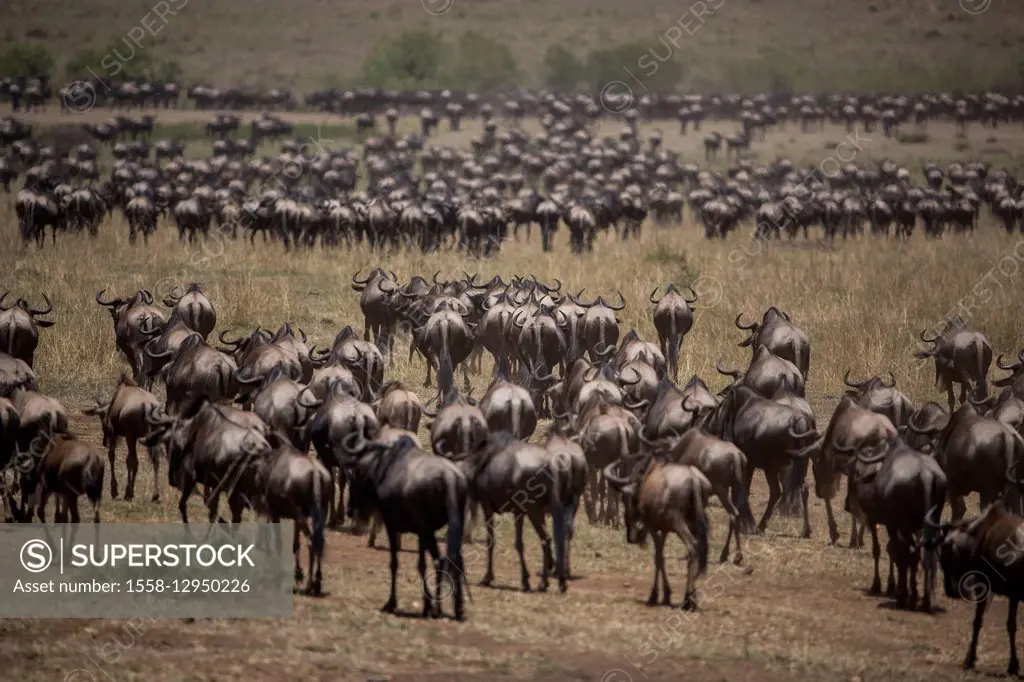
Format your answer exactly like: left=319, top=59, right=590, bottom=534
left=0, top=114, right=1021, bottom=681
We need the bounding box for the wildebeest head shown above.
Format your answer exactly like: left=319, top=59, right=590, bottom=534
left=0, top=291, right=54, bottom=327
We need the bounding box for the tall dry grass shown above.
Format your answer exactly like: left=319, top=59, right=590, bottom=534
left=4, top=204, right=1023, bottom=417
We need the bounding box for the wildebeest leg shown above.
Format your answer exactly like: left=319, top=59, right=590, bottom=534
left=37, top=489, right=51, bottom=522
left=584, top=470, right=597, bottom=523
left=368, top=511, right=383, bottom=548
left=963, top=593, right=990, bottom=670
left=740, top=466, right=756, bottom=533
left=228, top=494, right=245, bottom=526
left=890, top=535, right=909, bottom=607
left=647, top=530, right=666, bottom=606
left=382, top=529, right=400, bottom=613
left=125, top=438, right=139, bottom=501
left=514, top=514, right=532, bottom=592
left=67, top=495, right=81, bottom=523
left=675, top=521, right=700, bottom=611
left=107, top=436, right=120, bottom=499
left=481, top=509, right=496, bottom=586
left=950, top=493, right=967, bottom=522
left=755, top=467, right=783, bottom=534
left=908, top=542, right=920, bottom=608
left=527, top=508, right=553, bottom=592
left=417, top=535, right=433, bottom=618
left=886, top=553, right=896, bottom=597
left=178, top=478, right=195, bottom=524
left=868, top=524, right=882, bottom=594
left=1007, top=598, right=1019, bottom=676
left=800, top=484, right=811, bottom=539
left=292, top=519, right=303, bottom=585
left=424, top=533, right=443, bottom=618
left=147, top=444, right=161, bottom=502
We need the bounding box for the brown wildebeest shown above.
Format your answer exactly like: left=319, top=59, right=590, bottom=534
left=929, top=497, right=1023, bottom=676
left=252, top=433, right=330, bottom=596
left=21, top=432, right=104, bottom=523
left=914, top=316, right=992, bottom=412
left=649, top=284, right=697, bottom=379
left=162, top=282, right=216, bottom=338
left=0, top=292, right=54, bottom=367
left=96, top=289, right=167, bottom=385
left=603, top=453, right=710, bottom=610
left=82, top=373, right=162, bottom=502
left=735, top=307, right=810, bottom=379
left=373, top=381, right=422, bottom=432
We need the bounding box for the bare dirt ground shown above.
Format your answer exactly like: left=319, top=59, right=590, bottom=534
left=1, top=113, right=1022, bottom=681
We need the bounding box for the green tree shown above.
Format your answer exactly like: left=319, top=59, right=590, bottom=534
left=444, top=31, right=519, bottom=92
left=0, top=43, right=55, bottom=79
left=360, top=28, right=445, bottom=89
left=585, top=41, right=683, bottom=93
left=541, top=44, right=584, bottom=91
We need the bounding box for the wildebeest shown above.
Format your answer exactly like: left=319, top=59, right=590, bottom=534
left=82, top=373, right=162, bottom=502
left=96, top=289, right=167, bottom=385
left=929, top=498, right=1023, bottom=676
left=252, top=433, right=330, bottom=596
left=602, top=453, right=711, bottom=609
left=162, top=282, right=217, bottom=338
left=914, top=316, right=992, bottom=411
left=21, top=432, right=104, bottom=523
left=342, top=435, right=467, bottom=619
left=735, top=307, right=810, bottom=379
left=373, top=381, right=422, bottom=432
left=0, top=292, right=54, bottom=367
left=649, top=284, right=697, bottom=380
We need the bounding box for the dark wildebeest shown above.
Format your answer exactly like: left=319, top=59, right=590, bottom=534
left=835, top=437, right=947, bottom=610
left=252, top=433, right=330, bottom=596
left=0, top=292, right=54, bottom=367
left=735, top=307, right=810, bottom=380
left=373, top=381, right=422, bottom=432
left=341, top=435, right=467, bottom=620
left=96, top=289, right=167, bottom=385
left=928, top=497, right=1023, bottom=676
left=82, top=373, right=162, bottom=502
left=906, top=402, right=1024, bottom=519
left=602, top=453, right=710, bottom=609
left=20, top=432, right=104, bottom=523
left=454, top=430, right=571, bottom=594
left=914, top=316, right=992, bottom=412
left=162, top=283, right=217, bottom=339
left=649, top=284, right=697, bottom=380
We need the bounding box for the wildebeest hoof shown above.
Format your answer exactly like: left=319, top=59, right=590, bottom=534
left=1006, top=659, right=1019, bottom=676
left=800, top=528, right=811, bottom=539
left=962, top=656, right=976, bottom=670
left=718, top=551, right=730, bottom=564
left=681, top=596, right=698, bottom=611
left=151, top=494, right=160, bottom=503
left=521, top=581, right=532, bottom=592
left=480, top=574, right=494, bottom=587
left=733, top=554, right=744, bottom=567
left=558, top=581, right=567, bottom=593
left=380, top=599, right=397, bottom=613
left=645, top=594, right=658, bottom=607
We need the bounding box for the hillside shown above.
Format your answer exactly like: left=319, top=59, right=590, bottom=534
left=2, top=0, right=1023, bottom=93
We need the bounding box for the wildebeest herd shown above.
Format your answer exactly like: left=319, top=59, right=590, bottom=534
left=5, top=84, right=1024, bottom=254
left=0, top=270, right=1021, bottom=674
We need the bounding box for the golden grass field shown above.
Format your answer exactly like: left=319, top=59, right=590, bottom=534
left=1, top=115, right=1023, bottom=680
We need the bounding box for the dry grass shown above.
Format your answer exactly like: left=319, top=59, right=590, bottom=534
left=1, top=117, right=1023, bottom=680
left=5, top=0, right=1024, bottom=91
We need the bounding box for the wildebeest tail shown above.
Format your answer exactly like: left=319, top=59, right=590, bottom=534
left=690, top=480, right=709, bottom=577
left=667, top=332, right=680, bottom=378
left=83, top=451, right=105, bottom=511
left=438, top=322, right=454, bottom=401
left=443, top=470, right=468, bottom=608
left=733, top=453, right=754, bottom=523
left=1002, top=426, right=1024, bottom=515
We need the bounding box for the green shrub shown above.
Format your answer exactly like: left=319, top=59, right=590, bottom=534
left=541, top=45, right=584, bottom=91
left=0, top=42, right=55, bottom=79
left=360, top=29, right=445, bottom=89
left=445, top=31, right=519, bottom=92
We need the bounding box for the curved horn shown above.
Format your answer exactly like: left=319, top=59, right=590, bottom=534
left=95, top=288, right=120, bottom=307
left=787, top=424, right=818, bottom=442
left=218, top=329, right=242, bottom=346
left=144, top=344, right=173, bottom=360
left=920, top=328, right=939, bottom=343
left=856, top=445, right=890, bottom=465
left=432, top=270, right=442, bottom=285
left=351, top=269, right=371, bottom=285
left=0, top=291, right=10, bottom=312
left=421, top=403, right=438, bottom=418
left=649, top=287, right=663, bottom=305
left=623, top=397, right=650, bottom=411
left=141, top=290, right=154, bottom=304
left=715, top=359, right=742, bottom=379
left=433, top=438, right=456, bottom=459
left=296, top=387, right=323, bottom=410
left=602, top=461, right=632, bottom=489
left=842, top=369, right=868, bottom=390
left=883, top=371, right=897, bottom=388
left=27, top=294, right=53, bottom=316
left=1007, top=461, right=1022, bottom=488
left=683, top=286, right=698, bottom=304
left=996, top=354, right=1021, bottom=371
left=735, top=312, right=757, bottom=330
left=607, top=291, right=626, bottom=311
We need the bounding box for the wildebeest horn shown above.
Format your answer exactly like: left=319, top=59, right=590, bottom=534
left=919, top=328, right=939, bottom=343
left=144, top=344, right=173, bottom=360
left=27, top=294, right=53, bottom=316
left=996, top=354, right=1021, bottom=371
left=856, top=444, right=890, bottom=465
left=883, top=372, right=896, bottom=388
left=341, top=430, right=367, bottom=457
left=351, top=269, right=372, bottom=285
left=235, top=369, right=263, bottom=387
left=842, top=369, right=868, bottom=390
left=0, top=291, right=10, bottom=311
left=1007, top=461, right=1022, bottom=488
left=607, top=291, right=626, bottom=311
left=602, top=461, right=632, bottom=489
left=296, top=387, right=323, bottom=410
left=389, top=270, right=398, bottom=282
left=421, top=404, right=438, bottom=418
left=620, top=367, right=641, bottom=385
left=433, top=438, right=456, bottom=459
left=311, top=346, right=332, bottom=362
left=715, top=359, right=742, bottom=379
left=218, top=329, right=242, bottom=346
left=623, top=397, right=649, bottom=410
left=95, top=288, right=121, bottom=307
left=432, top=270, right=442, bottom=285
left=593, top=341, right=616, bottom=358
left=735, top=313, right=757, bottom=330
left=377, top=279, right=398, bottom=293
left=648, top=287, right=662, bottom=305
left=141, top=290, right=154, bottom=304
left=787, top=424, right=818, bottom=442
left=533, top=364, right=555, bottom=383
